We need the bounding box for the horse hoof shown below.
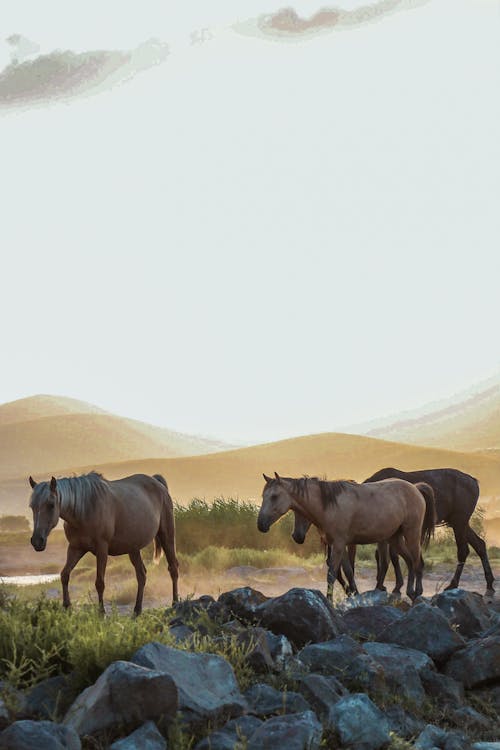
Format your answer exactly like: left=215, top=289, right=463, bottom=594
left=376, top=586, right=387, bottom=592
left=485, top=588, right=495, bottom=599
left=444, top=584, right=458, bottom=592
left=391, top=589, right=401, bottom=597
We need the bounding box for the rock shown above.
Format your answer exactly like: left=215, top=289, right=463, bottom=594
left=247, top=710, right=322, bottom=750
left=329, top=694, right=391, bottom=750
left=25, top=675, right=76, bottom=720
left=257, top=588, right=344, bottom=648
left=448, top=705, right=492, bottom=733
left=131, top=642, right=246, bottom=725
left=0, top=699, right=8, bottom=729
left=218, top=588, right=269, bottom=625
left=110, top=721, right=166, bottom=750
left=0, top=681, right=26, bottom=722
left=168, top=623, right=195, bottom=643
left=340, top=589, right=409, bottom=610
left=63, top=661, right=177, bottom=736
left=363, top=641, right=435, bottom=676
left=379, top=602, right=466, bottom=662
left=244, top=684, right=310, bottom=717
left=297, top=674, right=348, bottom=729
left=195, top=716, right=263, bottom=750
left=235, top=628, right=275, bottom=673
left=415, top=724, right=448, bottom=750
left=361, top=642, right=425, bottom=704
left=384, top=705, right=425, bottom=740
left=0, top=720, right=81, bottom=750
left=298, top=636, right=385, bottom=692
left=444, top=636, right=500, bottom=688
left=443, top=731, right=474, bottom=750
left=264, top=631, right=293, bottom=670
left=341, top=604, right=405, bottom=640
left=420, top=670, right=464, bottom=707
left=472, top=745, right=500, bottom=750
left=431, top=590, right=493, bottom=638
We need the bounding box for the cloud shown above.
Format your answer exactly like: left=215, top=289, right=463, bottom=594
left=0, top=38, right=169, bottom=110
left=236, top=0, right=430, bottom=40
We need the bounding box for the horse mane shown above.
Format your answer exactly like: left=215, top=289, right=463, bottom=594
left=280, top=476, right=357, bottom=507
left=56, top=472, right=109, bottom=522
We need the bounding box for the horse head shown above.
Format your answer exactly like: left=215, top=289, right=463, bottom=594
left=28, top=475, right=60, bottom=551
left=257, top=472, right=294, bottom=533
left=291, top=509, right=312, bottom=544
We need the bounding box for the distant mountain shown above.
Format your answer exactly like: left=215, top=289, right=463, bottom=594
left=0, top=394, right=233, bottom=480
left=363, top=379, right=500, bottom=451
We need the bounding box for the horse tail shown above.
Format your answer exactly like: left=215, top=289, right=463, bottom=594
left=416, top=482, right=436, bottom=549
left=153, top=474, right=169, bottom=563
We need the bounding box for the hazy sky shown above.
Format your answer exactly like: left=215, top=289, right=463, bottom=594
left=1, top=0, right=499, bottom=443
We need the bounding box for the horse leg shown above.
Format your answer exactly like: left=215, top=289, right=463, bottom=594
left=390, top=544, right=404, bottom=595
left=466, top=526, right=495, bottom=595
left=445, top=524, right=469, bottom=591
left=129, top=550, right=147, bottom=616
left=390, top=533, right=417, bottom=600
left=95, top=543, right=108, bottom=612
left=330, top=545, right=346, bottom=592
left=61, top=546, right=85, bottom=608
left=326, top=543, right=345, bottom=601
left=402, top=528, right=424, bottom=600
left=375, top=542, right=389, bottom=591
left=157, top=528, right=179, bottom=603
left=341, top=549, right=359, bottom=596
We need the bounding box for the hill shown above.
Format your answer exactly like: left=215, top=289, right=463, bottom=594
left=3, top=432, right=500, bottom=541
left=362, top=380, right=500, bottom=452
left=0, top=395, right=232, bottom=480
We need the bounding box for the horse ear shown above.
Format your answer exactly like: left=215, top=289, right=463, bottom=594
left=50, top=476, right=57, bottom=493
left=263, top=473, right=271, bottom=483
left=29, top=476, right=37, bottom=489
left=274, top=472, right=281, bottom=484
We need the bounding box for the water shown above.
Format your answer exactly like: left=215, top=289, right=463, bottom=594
left=0, top=574, right=59, bottom=586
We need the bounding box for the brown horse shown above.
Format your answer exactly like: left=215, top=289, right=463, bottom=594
left=259, top=473, right=435, bottom=600
left=28, top=472, right=179, bottom=614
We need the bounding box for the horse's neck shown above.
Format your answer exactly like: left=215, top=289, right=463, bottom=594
left=58, top=493, right=78, bottom=526
left=291, top=483, right=323, bottom=528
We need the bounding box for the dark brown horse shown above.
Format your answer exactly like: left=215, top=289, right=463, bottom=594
left=29, top=472, right=179, bottom=613
left=364, top=467, right=495, bottom=596
left=259, top=473, right=435, bottom=600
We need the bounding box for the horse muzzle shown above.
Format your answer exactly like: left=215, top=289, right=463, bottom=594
left=31, top=534, right=47, bottom=552
left=292, top=530, right=305, bottom=544
left=257, top=516, right=270, bottom=533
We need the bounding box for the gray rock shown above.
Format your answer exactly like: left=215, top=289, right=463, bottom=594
left=415, top=724, right=448, bottom=750
left=257, top=588, right=344, bottom=648
left=247, top=710, right=322, bottom=750
left=63, top=661, right=177, bottom=736
left=0, top=720, right=81, bottom=750
left=431, top=590, right=493, bottom=638
left=341, top=604, right=405, bottom=640
left=297, top=674, right=348, bottom=729
left=218, top=588, right=269, bottom=624
left=235, top=628, right=275, bottom=673
left=195, top=716, right=263, bottom=750
left=298, top=636, right=385, bottom=693
left=0, top=681, right=26, bottom=722
left=244, top=684, right=309, bottom=717
left=0, top=699, right=8, bottom=729
left=472, top=745, right=500, bottom=750
left=330, top=694, right=391, bottom=750
left=25, top=675, right=76, bottom=720
left=131, top=642, right=246, bottom=724
left=168, top=623, right=195, bottom=643
left=384, top=705, right=425, bottom=740
left=110, top=721, right=166, bottom=750
left=420, top=670, right=464, bottom=707
left=444, top=636, right=500, bottom=688
left=448, top=705, right=492, bottom=733
left=363, top=641, right=435, bottom=675
left=379, top=602, right=466, bottom=662
left=443, top=731, right=474, bottom=750
left=362, top=641, right=427, bottom=704
left=264, top=631, right=293, bottom=669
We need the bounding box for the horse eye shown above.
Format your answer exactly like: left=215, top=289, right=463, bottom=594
left=47, top=501, right=55, bottom=511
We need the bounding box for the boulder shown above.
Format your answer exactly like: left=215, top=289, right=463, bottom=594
left=168, top=623, right=195, bottom=643
left=109, top=721, right=166, bottom=750
left=431, top=590, right=493, bottom=638
left=63, top=661, right=177, bottom=736
left=298, top=636, right=385, bottom=692
left=384, top=705, right=425, bottom=740
left=257, top=588, right=344, bottom=648
left=218, top=588, right=269, bottom=624
left=420, top=670, right=464, bottom=707
left=414, top=724, right=448, bottom=750
left=0, top=720, right=81, bottom=750
left=195, top=716, right=263, bottom=750
left=473, top=745, right=500, bottom=750
left=363, top=642, right=435, bottom=676
left=264, top=631, right=293, bottom=669
left=244, top=684, right=310, bottom=717
left=379, top=602, right=466, bottom=662
left=247, top=710, right=323, bottom=750
left=235, top=628, right=275, bottom=673
left=448, top=705, right=492, bottom=733
left=0, top=681, right=26, bottom=723
left=341, top=604, right=405, bottom=640
left=361, top=642, right=425, bottom=704
left=25, top=675, right=76, bottom=720
left=329, top=694, right=391, bottom=750
left=297, top=674, right=348, bottom=729
left=444, top=636, right=500, bottom=688
left=131, top=642, right=246, bottom=725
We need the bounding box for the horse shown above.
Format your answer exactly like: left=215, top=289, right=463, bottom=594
left=259, top=473, right=436, bottom=600
left=363, top=467, right=495, bottom=596
left=28, top=472, right=179, bottom=614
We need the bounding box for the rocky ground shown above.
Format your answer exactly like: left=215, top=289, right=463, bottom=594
left=1, top=586, right=500, bottom=749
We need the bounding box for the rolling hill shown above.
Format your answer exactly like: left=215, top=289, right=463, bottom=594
left=361, top=380, right=500, bottom=452
left=0, top=395, right=233, bottom=480
left=3, top=432, right=500, bottom=541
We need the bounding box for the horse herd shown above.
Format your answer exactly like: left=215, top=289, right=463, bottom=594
left=28, top=466, right=495, bottom=614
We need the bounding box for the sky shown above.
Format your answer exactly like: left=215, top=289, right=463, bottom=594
left=1, top=0, right=499, bottom=443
